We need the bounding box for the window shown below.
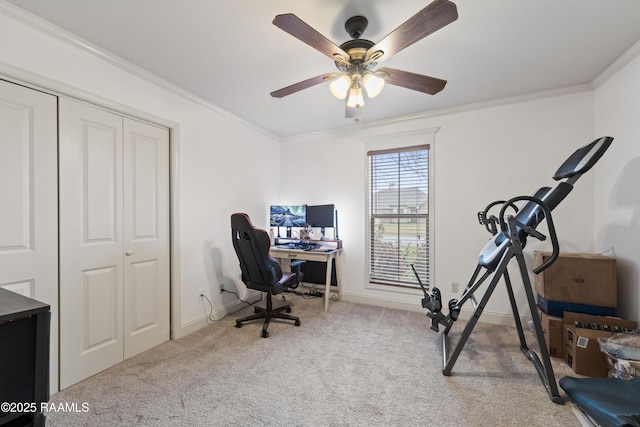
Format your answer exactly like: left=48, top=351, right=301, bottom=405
left=367, top=145, right=429, bottom=289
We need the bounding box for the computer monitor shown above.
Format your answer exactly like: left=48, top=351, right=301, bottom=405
left=306, top=204, right=335, bottom=237
left=269, top=205, right=306, bottom=232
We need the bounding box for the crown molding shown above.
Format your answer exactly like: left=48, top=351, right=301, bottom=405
left=280, top=84, right=592, bottom=142
left=592, top=38, right=640, bottom=88
left=0, top=1, right=279, bottom=141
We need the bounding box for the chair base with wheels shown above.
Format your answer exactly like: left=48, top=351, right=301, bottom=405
left=235, top=293, right=302, bottom=338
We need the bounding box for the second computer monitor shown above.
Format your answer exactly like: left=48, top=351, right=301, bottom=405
left=306, top=204, right=335, bottom=236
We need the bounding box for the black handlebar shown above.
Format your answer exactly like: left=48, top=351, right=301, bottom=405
left=497, top=196, right=559, bottom=274
left=478, top=200, right=520, bottom=235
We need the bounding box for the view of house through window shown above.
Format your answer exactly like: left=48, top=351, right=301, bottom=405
left=367, top=145, right=429, bottom=289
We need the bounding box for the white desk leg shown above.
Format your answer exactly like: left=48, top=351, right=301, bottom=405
left=334, top=252, right=341, bottom=302
left=324, top=255, right=333, bottom=312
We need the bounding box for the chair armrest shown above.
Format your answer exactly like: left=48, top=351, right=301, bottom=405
left=288, top=259, right=305, bottom=288
left=290, top=259, right=305, bottom=270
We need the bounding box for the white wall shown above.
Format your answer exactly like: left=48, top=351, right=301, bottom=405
left=594, top=52, right=640, bottom=323
left=0, top=9, right=281, bottom=337
left=280, top=92, right=596, bottom=323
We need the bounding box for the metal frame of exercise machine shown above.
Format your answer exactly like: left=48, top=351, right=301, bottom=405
left=414, top=136, right=613, bottom=404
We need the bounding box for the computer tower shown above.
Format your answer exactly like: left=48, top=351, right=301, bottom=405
left=301, top=259, right=338, bottom=287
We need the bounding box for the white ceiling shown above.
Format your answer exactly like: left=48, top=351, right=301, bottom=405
left=6, top=0, right=640, bottom=138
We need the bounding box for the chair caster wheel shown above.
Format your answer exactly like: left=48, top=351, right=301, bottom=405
left=286, top=306, right=292, bottom=313
left=262, top=330, right=269, bottom=338
left=235, top=321, right=242, bottom=328
left=295, top=320, right=301, bottom=326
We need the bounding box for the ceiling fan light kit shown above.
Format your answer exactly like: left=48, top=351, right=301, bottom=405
left=271, top=0, right=458, bottom=121
left=346, top=85, right=365, bottom=109
left=329, top=71, right=384, bottom=105
left=329, top=74, right=351, bottom=99
left=362, top=73, right=385, bottom=98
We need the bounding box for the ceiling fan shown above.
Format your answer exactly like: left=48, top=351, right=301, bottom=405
left=270, top=0, right=458, bottom=121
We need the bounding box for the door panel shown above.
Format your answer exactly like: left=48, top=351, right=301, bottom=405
left=129, top=259, right=159, bottom=332
left=0, top=97, right=33, bottom=251
left=123, top=118, right=170, bottom=359
left=59, top=98, right=124, bottom=389
left=82, top=266, right=119, bottom=352
left=0, top=80, right=59, bottom=394
left=84, top=123, right=120, bottom=243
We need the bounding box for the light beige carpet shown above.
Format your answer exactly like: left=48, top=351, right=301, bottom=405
left=46, top=295, right=581, bottom=426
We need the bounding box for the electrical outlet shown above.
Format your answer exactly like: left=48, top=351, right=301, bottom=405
left=451, top=282, right=459, bottom=293
left=198, top=288, right=205, bottom=301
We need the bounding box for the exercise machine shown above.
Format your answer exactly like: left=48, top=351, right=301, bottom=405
left=415, top=136, right=613, bottom=404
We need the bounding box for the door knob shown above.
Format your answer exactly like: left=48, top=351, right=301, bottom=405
left=125, top=250, right=133, bottom=256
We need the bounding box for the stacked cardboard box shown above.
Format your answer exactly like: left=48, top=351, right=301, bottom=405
left=563, top=312, right=638, bottom=377
left=535, top=251, right=617, bottom=317
left=534, top=251, right=618, bottom=360
left=539, top=310, right=564, bottom=358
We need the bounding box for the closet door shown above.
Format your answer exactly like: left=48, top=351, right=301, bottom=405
left=59, top=98, right=125, bottom=389
left=122, top=118, right=170, bottom=359
left=0, top=79, right=59, bottom=394
left=59, top=98, right=170, bottom=389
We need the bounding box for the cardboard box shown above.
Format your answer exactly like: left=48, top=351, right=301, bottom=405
left=539, top=310, right=564, bottom=358
left=535, top=251, right=617, bottom=308
left=563, top=312, right=637, bottom=377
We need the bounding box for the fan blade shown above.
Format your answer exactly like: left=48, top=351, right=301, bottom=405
left=378, top=67, right=447, bottom=95
left=270, top=73, right=334, bottom=98
left=273, top=14, right=350, bottom=64
left=367, top=0, right=458, bottom=63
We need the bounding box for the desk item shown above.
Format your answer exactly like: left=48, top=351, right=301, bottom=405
left=270, top=205, right=306, bottom=239
left=231, top=213, right=303, bottom=338
left=306, top=204, right=335, bottom=238
left=270, top=243, right=342, bottom=313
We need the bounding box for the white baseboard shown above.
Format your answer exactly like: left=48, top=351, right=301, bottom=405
left=341, top=290, right=525, bottom=327
left=175, top=293, right=262, bottom=339
left=177, top=290, right=530, bottom=339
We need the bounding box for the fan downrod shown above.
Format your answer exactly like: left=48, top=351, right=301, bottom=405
left=345, top=16, right=368, bottom=39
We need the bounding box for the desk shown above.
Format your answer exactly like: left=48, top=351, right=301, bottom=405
left=270, top=246, right=343, bottom=312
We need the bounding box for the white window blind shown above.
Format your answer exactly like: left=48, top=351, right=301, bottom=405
left=368, top=145, right=429, bottom=288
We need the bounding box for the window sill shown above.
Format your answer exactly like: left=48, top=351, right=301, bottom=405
left=366, top=281, right=426, bottom=296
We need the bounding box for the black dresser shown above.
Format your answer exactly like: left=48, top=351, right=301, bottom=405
left=0, top=288, right=50, bottom=427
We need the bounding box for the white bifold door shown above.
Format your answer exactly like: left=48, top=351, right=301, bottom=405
left=59, top=98, right=170, bottom=389
left=0, top=79, right=59, bottom=394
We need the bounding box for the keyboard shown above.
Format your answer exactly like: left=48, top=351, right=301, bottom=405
left=276, top=241, right=323, bottom=251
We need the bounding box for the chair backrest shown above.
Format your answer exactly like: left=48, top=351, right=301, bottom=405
left=231, top=213, right=282, bottom=288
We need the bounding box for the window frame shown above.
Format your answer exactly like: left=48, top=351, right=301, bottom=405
left=363, top=129, right=437, bottom=294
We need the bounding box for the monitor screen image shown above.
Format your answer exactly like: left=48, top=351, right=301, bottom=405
left=270, top=205, right=306, bottom=227
left=306, top=204, right=335, bottom=228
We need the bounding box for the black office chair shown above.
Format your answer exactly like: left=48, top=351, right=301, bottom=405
left=231, top=213, right=303, bottom=338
